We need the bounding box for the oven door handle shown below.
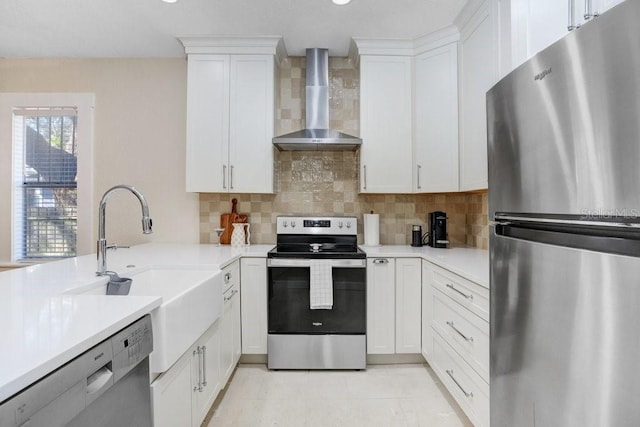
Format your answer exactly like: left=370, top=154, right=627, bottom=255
left=267, top=258, right=366, bottom=268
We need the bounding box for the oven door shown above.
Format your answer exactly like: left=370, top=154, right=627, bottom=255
left=267, top=258, right=366, bottom=335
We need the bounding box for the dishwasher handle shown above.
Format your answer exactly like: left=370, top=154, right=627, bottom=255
left=86, top=364, right=114, bottom=405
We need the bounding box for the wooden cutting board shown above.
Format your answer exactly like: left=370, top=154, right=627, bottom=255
left=219, top=199, right=247, bottom=244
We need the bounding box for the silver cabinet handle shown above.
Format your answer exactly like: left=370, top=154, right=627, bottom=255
left=230, top=165, right=234, bottom=190
left=446, top=283, right=474, bottom=300
left=372, top=258, right=388, bottom=265
left=223, top=165, right=227, bottom=190
left=584, top=0, right=598, bottom=20
left=568, top=0, right=576, bottom=31
left=417, top=164, right=422, bottom=190
left=363, top=165, right=367, bottom=190
left=193, top=349, right=200, bottom=392
left=201, top=346, right=207, bottom=387
left=224, top=289, right=238, bottom=302
left=446, top=370, right=473, bottom=398
left=197, top=346, right=204, bottom=392
left=446, top=321, right=474, bottom=342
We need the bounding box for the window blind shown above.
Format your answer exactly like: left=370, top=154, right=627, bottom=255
left=13, top=108, right=78, bottom=260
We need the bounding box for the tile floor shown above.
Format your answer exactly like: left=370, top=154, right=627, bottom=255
left=206, top=364, right=472, bottom=426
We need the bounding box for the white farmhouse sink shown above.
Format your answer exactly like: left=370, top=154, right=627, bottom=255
left=78, top=267, right=223, bottom=374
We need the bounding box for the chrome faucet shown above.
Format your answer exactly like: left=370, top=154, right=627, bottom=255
left=97, top=185, right=152, bottom=275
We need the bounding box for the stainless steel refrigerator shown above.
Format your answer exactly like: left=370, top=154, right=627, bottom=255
left=488, top=1, right=640, bottom=426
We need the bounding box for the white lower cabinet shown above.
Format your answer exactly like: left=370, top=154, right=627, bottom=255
left=432, top=333, right=490, bottom=427
left=220, top=281, right=241, bottom=384
left=421, top=260, right=434, bottom=361
left=423, top=260, right=490, bottom=427
left=150, top=350, right=193, bottom=427
left=367, top=257, right=421, bottom=354
left=366, top=258, right=396, bottom=354
left=395, top=258, right=422, bottom=353
left=151, top=320, right=221, bottom=427
left=192, top=323, right=222, bottom=426
left=240, top=257, right=268, bottom=354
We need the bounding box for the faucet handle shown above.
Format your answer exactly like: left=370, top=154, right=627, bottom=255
left=106, top=243, right=130, bottom=250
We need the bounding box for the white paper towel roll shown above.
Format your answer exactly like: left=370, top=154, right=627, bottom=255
left=364, top=214, right=380, bottom=246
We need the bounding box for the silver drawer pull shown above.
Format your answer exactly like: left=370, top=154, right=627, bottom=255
left=446, top=321, right=474, bottom=342
left=224, top=289, right=238, bottom=302
left=373, top=258, right=388, bottom=265
left=201, top=346, right=207, bottom=387
left=446, top=369, right=473, bottom=398
left=446, top=283, right=474, bottom=300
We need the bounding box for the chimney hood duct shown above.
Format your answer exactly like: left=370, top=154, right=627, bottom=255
left=272, top=48, right=362, bottom=151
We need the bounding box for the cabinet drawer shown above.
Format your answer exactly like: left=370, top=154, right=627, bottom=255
left=431, top=264, right=489, bottom=322
left=222, top=261, right=240, bottom=292
left=432, top=333, right=490, bottom=427
left=432, top=288, right=489, bottom=382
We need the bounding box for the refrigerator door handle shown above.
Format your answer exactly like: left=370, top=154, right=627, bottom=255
left=495, top=214, right=640, bottom=230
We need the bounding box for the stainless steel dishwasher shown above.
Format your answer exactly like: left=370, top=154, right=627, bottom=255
left=0, top=315, right=153, bottom=427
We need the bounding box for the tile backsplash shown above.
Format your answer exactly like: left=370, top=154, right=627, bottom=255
left=199, top=157, right=488, bottom=249
left=199, top=56, right=489, bottom=250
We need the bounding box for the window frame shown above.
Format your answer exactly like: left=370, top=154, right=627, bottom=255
left=0, top=93, right=95, bottom=265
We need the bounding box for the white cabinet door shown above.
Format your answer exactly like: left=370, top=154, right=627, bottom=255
left=395, top=258, right=422, bottom=354
left=240, top=257, right=268, bottom=354
left=220, top=285, right=234, bottom=384
left=595, top=0, right=625, bottom=13
left=232, top=281, right=242, bottom=364
left=220, top=282, right=240, bottom=384
left=185, top=55, right=229, bottom=192
left=421, top=260, right=434, bottom=362
left=459, top=1, right=497, bottom=191
left=151, top=350, right=194, bottom=427
left=366, top=257, right=396, bottom=354
left=360, top=55, right=413, bottom=193
left=185, top=54, right=275, bottom=194
left=510, top=0, right=623, bottom=70
left=228, top=55, right=275, bottom=193
left=511, top=0, right=570, bottom=68
left=414, top=43, right=459, bottom=193
left=192, top=322, right=221, bottom=427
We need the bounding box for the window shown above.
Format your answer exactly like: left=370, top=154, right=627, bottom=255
left=13, top=109, right=78, bottom=259
left=0, top=93, right=94, bottom=264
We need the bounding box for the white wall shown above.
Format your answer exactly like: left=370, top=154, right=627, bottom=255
left=0, top=58, right=199, bottom=262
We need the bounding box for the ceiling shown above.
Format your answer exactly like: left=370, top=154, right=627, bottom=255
left=0, top=0, right=467, bottom=58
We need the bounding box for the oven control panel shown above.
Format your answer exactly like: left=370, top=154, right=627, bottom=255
left=276, top=216, right=357, bottom=235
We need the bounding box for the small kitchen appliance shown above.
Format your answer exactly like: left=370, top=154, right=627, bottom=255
left=411, top=225, right=423, bottom=247
left=427, top=211, right=449, bottom=248
left=267, top=216, right=366, bottom=370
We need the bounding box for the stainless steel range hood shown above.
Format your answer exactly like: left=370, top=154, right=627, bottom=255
left=273, top=48, right=362, bottom=151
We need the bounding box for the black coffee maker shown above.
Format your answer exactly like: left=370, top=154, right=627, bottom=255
left=427, top=211, right=449, bottom=248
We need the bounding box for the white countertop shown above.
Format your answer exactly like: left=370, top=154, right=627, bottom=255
left=361, top=245, right=489, bottom=288
left=0, top=241, right=486, bottom=403
left=0, top=243, right=272, bottom=403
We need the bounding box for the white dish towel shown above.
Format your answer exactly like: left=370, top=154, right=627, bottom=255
left=309, top=260, right=333, bottom=310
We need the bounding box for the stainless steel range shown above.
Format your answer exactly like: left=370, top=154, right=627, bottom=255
left=267, top=216, right=366, bottom=370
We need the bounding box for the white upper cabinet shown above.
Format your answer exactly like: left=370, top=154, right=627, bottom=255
left=228, top=56, right=276, bottom=193
left=359, top=54, right=413, bottom=193
left=457, top=0, right=499, bottom=191
left=185, top=55, right=229, bottom=193
left=413, top=42, right=459, bottom=193
left=510, top=0, right=626, bottom=69
left=181, top=37, right=284, bottom=194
